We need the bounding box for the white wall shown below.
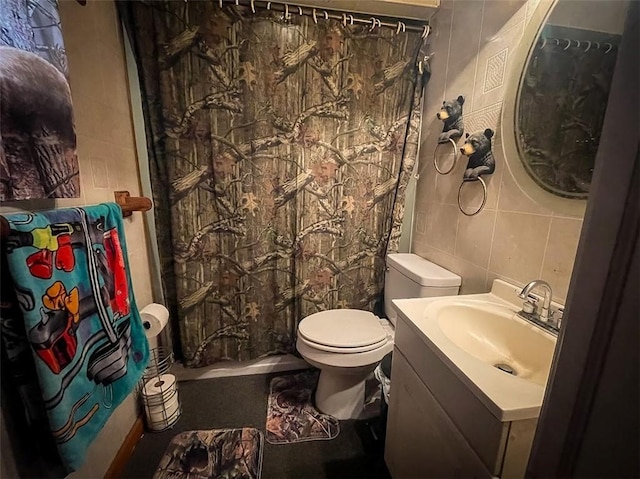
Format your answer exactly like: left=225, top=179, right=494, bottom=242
left=412, top=0, right=588, bottom=301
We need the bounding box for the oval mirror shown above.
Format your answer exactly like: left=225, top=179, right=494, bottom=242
left=501, top=0, right=628, bottom=213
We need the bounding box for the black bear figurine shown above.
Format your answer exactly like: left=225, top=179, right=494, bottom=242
left=437, top=95, right=465, bottom=143
left=460, top=129, right=496, bottom=180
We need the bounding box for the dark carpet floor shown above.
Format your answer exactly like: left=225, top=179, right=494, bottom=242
left=122, top=371, right=391, bottom=479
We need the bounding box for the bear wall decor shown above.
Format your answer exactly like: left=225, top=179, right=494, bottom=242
left=460, top=129, right=496, bottom=180
left=437, top=95, right=465, bottom=143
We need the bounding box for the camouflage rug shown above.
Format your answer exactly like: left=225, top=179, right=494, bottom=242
left=153, top=428, right=263, bottom=479
left=266, top=370, right=340, bottom=444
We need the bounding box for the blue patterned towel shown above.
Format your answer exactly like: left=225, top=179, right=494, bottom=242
left=3, top=203, right=149, bottom=471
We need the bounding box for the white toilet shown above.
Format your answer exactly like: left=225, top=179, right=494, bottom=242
left=296, top=253, right=461, bottom=420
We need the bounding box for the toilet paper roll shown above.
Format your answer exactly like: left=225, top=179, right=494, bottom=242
left=145, top=395, right=180, bottom=429
left=142, top=374, right=176, bottom=401
left=140, top=303, right=169, bottom=338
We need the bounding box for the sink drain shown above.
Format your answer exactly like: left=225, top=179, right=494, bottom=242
left=494, top=363, right=516, bottom=375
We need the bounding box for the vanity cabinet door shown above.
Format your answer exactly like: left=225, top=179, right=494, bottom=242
left=385, top=350, right=492, bottom=479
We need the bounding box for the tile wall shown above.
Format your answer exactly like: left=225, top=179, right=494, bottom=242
left=412, top=0, right=585, bottom=302
left=1, top=1, right=153, bottom=477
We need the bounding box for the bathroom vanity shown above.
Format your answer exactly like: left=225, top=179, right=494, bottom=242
left=385, top=280, right=558, bottom=479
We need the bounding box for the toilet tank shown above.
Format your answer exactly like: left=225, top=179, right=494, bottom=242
left=384, top=253, right=461, bottom=325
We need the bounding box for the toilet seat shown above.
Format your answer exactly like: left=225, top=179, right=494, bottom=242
left=298, top=309, right=388, bottom=353
left=297, top=334, right=388, bottom=353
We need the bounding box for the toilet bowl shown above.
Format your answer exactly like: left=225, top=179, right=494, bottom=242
left=296, top=253, right=461, bottom=420
left=296, top=309, right=393, bottom=420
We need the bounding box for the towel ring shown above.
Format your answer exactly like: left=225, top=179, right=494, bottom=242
left=458, top=177, right=487, bottom=216
left=433, top=138, right=459, bottom=175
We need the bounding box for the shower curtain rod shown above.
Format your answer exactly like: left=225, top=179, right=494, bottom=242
left=211, top=0, right=430, bottom=34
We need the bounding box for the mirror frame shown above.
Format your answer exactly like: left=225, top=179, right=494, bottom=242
left=499, top=0, right=587, bottom=217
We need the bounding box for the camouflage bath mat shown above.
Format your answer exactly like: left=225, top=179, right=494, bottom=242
left=153, top=428, right=263, bottom=479
left=266, top=370, right=340, bottom=444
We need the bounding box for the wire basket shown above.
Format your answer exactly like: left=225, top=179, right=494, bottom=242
left=143, top=346, right=175, bottom=379
left=140, top=346, right=181, bottom=431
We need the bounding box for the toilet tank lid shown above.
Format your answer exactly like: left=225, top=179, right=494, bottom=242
left=387, top=253, right=461, bottom=287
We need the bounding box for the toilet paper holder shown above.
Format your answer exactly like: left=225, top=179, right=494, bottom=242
left=139, top=346, right=181, bottom=431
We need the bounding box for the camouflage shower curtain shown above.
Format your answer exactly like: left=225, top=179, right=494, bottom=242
left=122, top=1, right=427, bottom=366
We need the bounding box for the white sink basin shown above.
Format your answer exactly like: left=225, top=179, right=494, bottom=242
left=432, top=301, right=555, bottom=386
left=393, top=280, right=559, bottom=421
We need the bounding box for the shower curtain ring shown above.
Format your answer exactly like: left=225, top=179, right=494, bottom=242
left=539, top=37, right=547, bottom=49
left=266, top=2, right=271, bottom=10
left=421, top=25, right=430, bottom=39
left=323, top=11, right=329, bottom=20
left=396, top=21, right=406, bottom=34
left=584, top=40, right=591, bottom=52
left=312, top=8, right=317, bottom=23
left=563, top=39, right=571, bottom=50
left=574, top=39, right=581, bottom=48
left=604, top=43, right=613, bottom=53
left=250, top=0, right=255, bottom=13
left=219, top=0, right=222, bottom=8
left=235, top=0, right=239, bottom=5
left=284, top=3, right=291, bottom=20
left=593, top=41, right=600, bottom=50
left=348, top=14, right=354, bottom=25
left=298, top=6, right=303, bottom=15
left=343, top=13, right=347, bottom=26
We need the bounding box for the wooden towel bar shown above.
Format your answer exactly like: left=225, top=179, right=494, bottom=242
left=0, top=191, right=152, bottom=238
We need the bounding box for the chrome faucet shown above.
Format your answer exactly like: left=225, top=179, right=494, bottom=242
left=518, top=279, right=553, bottom=322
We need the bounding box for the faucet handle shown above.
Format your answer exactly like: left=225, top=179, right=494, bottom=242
left=522, top=298, right=538, bottom=314
left=546, top=307, right=564, bottom=330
